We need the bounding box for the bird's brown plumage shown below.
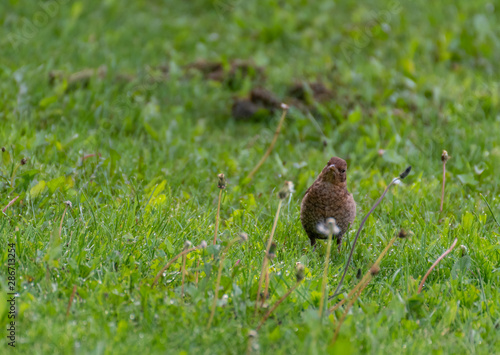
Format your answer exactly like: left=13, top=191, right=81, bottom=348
left=300, top=157, right=356, bottom=246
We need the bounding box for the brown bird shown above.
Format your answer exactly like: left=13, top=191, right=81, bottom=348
left=300, top=157, right=356, bottom=247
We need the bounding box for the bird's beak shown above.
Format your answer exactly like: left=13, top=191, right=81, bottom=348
left=327, top=164, right=339, bottom=174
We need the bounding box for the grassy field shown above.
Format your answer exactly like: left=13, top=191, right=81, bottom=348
left=1, top=0, right=500, bottom=353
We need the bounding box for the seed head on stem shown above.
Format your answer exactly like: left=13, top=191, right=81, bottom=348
left=369, top=265, right=380, bottom=276
left=267, top=242, right=277, bottom=260
left=239, top=232, right=249, bottom=243
left=278, top=181, right=295, bottom=200
left=398, top=229, right=408, bottom=239
left=246, top=330, right=259, bottom=355
left=217, top=173, right=227, bottom=190
left=295, top=262, right=305, bottom=282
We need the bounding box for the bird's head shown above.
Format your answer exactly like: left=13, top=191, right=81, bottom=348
left=320, top=157, right=348, bottom=185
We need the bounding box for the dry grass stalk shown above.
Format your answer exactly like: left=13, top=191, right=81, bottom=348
left=2, top=195, right=19, bottom=213
left=245, top=104, right=289, bottom=182
left=256, top=262, right=305, bottom=330
left=418, top=238, right=458, bottom=293
left=66, top=285, right=77, bottom=317
left=152, top=241, right=207, bottom=287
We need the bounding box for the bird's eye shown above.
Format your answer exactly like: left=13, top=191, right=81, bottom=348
left=340, top=169, right=345, bottom=173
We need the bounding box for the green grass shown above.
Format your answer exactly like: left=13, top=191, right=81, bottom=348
left=1, top=0, right=500, bottom=353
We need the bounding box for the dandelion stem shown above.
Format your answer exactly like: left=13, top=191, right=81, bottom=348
left=418, top=238, right=458, bottom=293
left=255, top=200, right=282, bottom=316
left=213, top=189, right=223, bottom=245
left=152, top=247, right=198, bottom=287
left=440, top=160, right=447, bottom=213
left=207, top=237, right=240, bottom=329
left=245, top=105, right=288, bottom=182
left=440, top=151, right=449, bottom=213
left=319, top=229, right=334, bottom=318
